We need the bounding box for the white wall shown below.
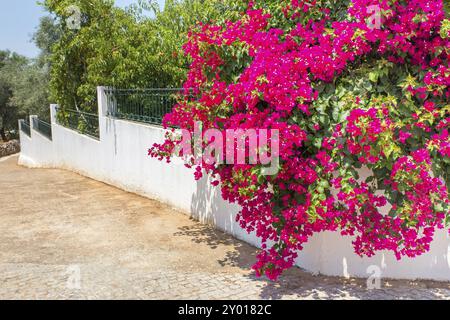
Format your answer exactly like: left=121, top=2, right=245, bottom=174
left=18, top=87, right=450, bottom=282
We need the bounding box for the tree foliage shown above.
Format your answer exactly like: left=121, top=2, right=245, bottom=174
left=0, top=15, right=60, bottom=141
left=41, top=0, right=241, bottom=112
left=0, top=52, right=28, bottom=141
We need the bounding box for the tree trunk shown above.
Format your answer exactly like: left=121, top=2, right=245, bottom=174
left=0, top=127, right=8, bottom=142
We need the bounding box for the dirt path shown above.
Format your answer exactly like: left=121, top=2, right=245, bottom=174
left=0, top=155, right=448, bottom=300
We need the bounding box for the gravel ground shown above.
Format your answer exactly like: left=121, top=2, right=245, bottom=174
left=0, top=154, right=449, bottom=300
left=0, top=140, right=20, bottom=158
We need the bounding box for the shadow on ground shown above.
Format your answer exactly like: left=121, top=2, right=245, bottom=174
left=173, top=218, right=450, bottom=300
left=174, top=220, right=256, bottom=269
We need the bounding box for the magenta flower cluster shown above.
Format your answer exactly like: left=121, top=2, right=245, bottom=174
left=150, top=0, right=450, bottom=280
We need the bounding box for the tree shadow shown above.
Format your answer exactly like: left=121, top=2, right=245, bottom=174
left=175, top=172, right=450, bottom=300
left=173, top=219, right=257, bottom=269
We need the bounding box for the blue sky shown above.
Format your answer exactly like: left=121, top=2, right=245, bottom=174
left=0, top=0, right=165, bottom=58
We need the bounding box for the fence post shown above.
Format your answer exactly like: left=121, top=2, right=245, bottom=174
left=30, top=115, right=38, bottom=136
left=97, top=86, right=108, bottom=140
left=29, top=115, right=36, bottom=138
left=97, top=86, right=108, bottom=118
left=50, top=104, right=58, bottom=125
left=18, top=119, right=24, bottom=140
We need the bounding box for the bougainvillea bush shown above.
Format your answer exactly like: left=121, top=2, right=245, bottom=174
left=150, top=0, right=450, bottom=280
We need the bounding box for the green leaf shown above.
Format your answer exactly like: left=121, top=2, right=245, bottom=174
left=368, top=71, right=379, bottom=83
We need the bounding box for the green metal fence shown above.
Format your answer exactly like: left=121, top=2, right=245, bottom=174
left=105, top=88, right=186, bottom=125
left=56, top=108, right=100, bottom=139
left=32, top=118, right=52, bottom=140
left=20, top=119, right=31, bottom=137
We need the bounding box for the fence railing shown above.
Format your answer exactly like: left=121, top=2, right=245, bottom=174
left=105, top=88, right=187, bottom=125
left=20, top=119, right=31, bottom=137
left=56, top=108, right=100, bottom=139
left=32, top=118, right=52, bottom=140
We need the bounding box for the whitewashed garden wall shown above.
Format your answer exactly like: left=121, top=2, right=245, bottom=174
left=18, top=87, right=450, bottom=281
